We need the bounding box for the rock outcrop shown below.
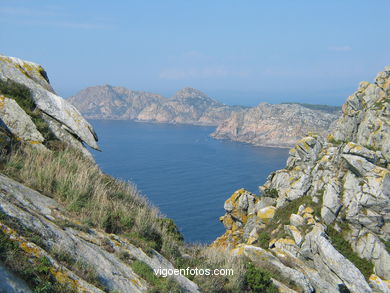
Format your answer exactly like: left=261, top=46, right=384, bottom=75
left=0, top=55, right=99, bottom=155
left=211, top=103, right=339, bottom=148
left=69, top=85, right=339, bottom=148
left=213, top=67, right=390, bottom=292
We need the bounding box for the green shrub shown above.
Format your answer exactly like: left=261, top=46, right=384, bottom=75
left=258, top=232, right=271, bottom=249
left=327, top=226, right=373, bottom=280
left=243, top=262, right=277, bottom=293
left=262, top=188, right=278, bottom=198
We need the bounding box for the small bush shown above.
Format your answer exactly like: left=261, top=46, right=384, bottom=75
left=258, top=232, right=271, bottom=249
left=243, top=262, right=277, bottom=293
left=262, top=188, right=278, bottom=198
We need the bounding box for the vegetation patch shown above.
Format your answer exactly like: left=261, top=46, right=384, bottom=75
left=326, top=226, right=373, bottom=280
left=1, top=145, right=183, bottom=260
left=262, top=188, right=278, bottom=198
left=243, top=262, right=277, bottom=293
left=131, top=260, right=182, bottom=293
left=258, top=232, right=271, bottom=249
left=256, top=195, right=323, bottom=246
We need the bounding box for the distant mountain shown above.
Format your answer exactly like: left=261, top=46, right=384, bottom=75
left=69, top=86, right=339, bottom=148
left=69, top=86, right=243, bottom=126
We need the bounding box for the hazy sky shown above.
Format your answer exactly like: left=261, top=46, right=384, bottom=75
left=1, top=0, right=389, bottom=106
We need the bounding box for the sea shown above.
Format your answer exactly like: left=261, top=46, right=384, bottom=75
left=89, top=120, right=289, bottom=243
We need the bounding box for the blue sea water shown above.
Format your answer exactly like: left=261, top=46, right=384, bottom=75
left=89, top=120, right=289, bottom=243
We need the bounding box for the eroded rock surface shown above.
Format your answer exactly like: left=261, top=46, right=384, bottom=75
left=213, top=67, right=390, bottom=292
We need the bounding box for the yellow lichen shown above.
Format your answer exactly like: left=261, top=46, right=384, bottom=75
left=276, top=238, right=296, bottom=245
left=257, top=206, right=276, bottom=223
left=303, top=207, right=314, bottom=214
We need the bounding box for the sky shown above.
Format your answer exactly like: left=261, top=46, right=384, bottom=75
left=0, top=1, right=389, bottom=106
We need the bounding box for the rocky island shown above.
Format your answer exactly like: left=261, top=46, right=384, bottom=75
left=69, top=86, right=340, bottom=148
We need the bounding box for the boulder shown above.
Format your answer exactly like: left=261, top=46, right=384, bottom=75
left=0, top=95, right=44, bottom=146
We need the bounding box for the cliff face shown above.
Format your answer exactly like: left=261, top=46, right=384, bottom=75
left=211, top=103, right=339, bottom=148
left=69, top=85, right=243, bottom=126
left=0, top=55, right=199, bottom=293
left=213, top=67, right=390, bottom=293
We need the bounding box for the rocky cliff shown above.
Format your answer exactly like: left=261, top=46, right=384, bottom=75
left=211, top=103, right=339, bottom=148
left=69, top=85, right=243, bottom=126
left=69, top=86, right=339, bottom=148
left=213, top=67, right=390, bottom=292
left=0, top=55, right=200, bottom=292
left=0, top=55, right=99, bottom=158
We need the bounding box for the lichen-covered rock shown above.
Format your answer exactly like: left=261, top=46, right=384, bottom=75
left=302, top=224, right=372, bottom=293
left=232, top=244, right=314, bottom=293
left=0, top=55, right=99, bottom=151
left=0, top=174, right=199, bottom=292
left=369, top=274, right=390, bottom=293
left=213, top=66, right=390, bottom=292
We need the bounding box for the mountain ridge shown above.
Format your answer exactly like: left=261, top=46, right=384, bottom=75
left=69, top=85, right=340, bottom=148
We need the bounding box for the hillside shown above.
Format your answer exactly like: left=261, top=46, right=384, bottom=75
left=69, top=86, right=339, bottom=148
left=211, top=103, right=338, bottom=148
left=213, top=66, right=390, bottom=292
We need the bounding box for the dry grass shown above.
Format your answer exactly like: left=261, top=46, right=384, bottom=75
left=1, top=145, right=181, bottom=253
left=175, top=245, right=246, bottom=292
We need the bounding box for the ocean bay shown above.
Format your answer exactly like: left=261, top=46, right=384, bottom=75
left=90, top=120, right=289, bottom=243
